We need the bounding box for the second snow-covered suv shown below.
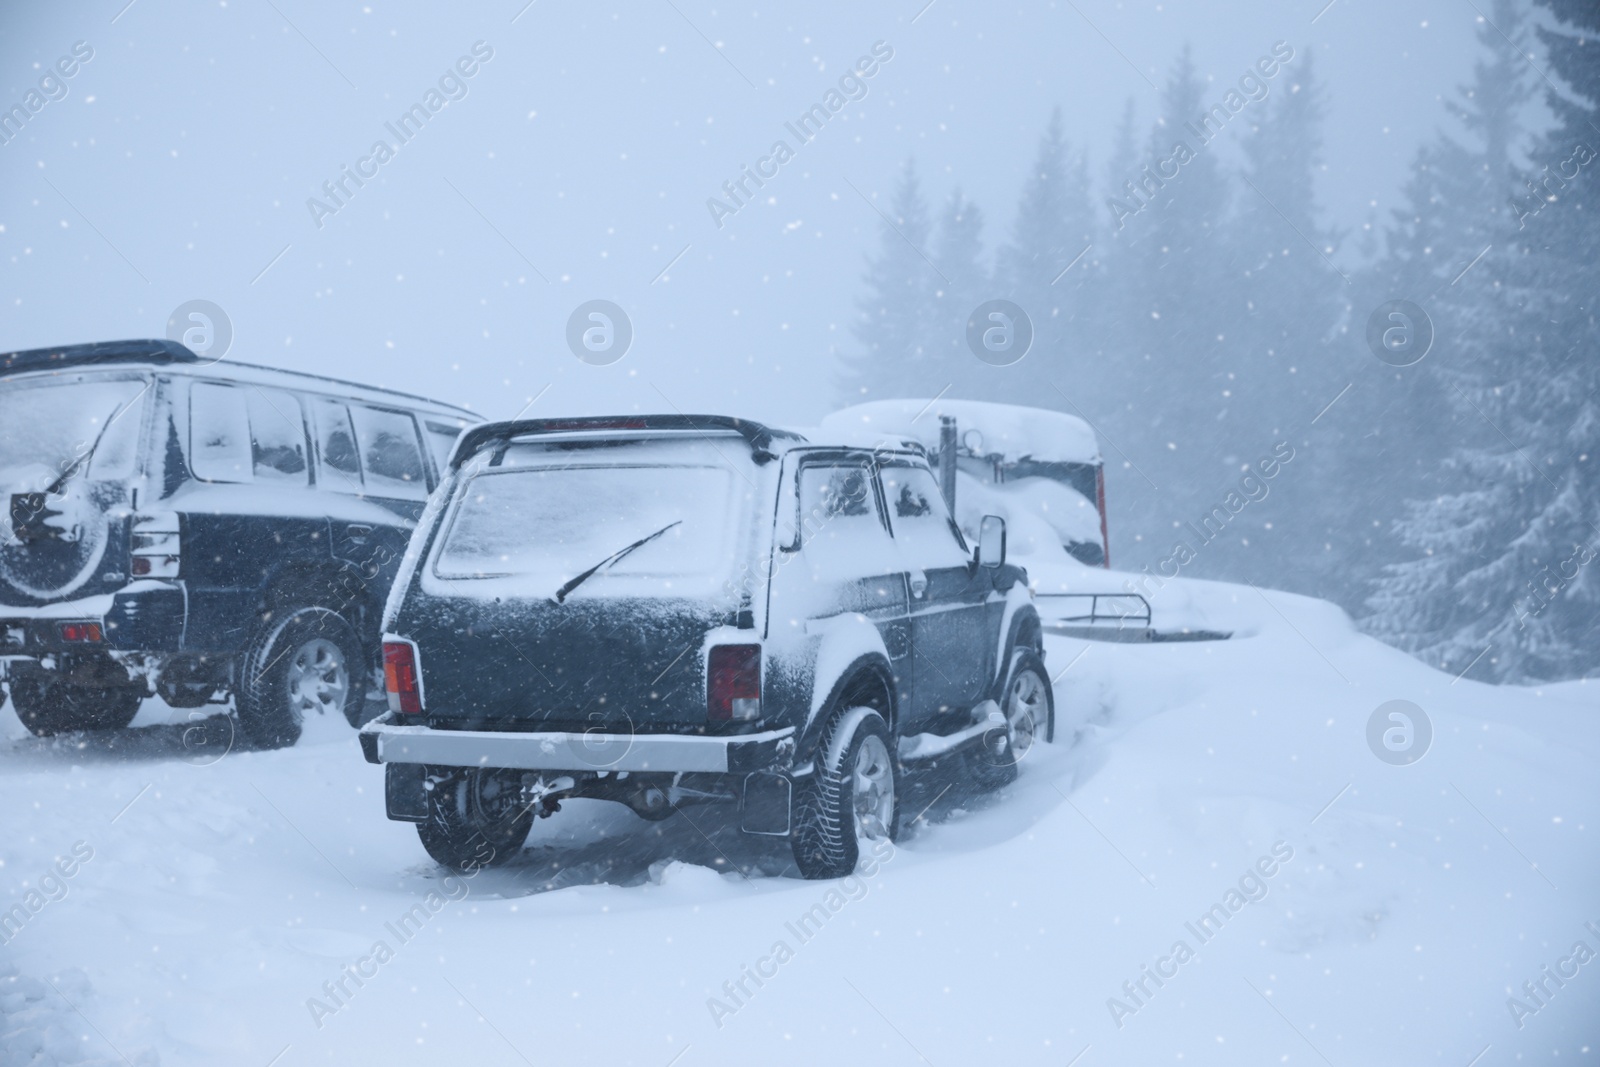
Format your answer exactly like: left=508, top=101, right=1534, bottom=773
left=361, top=415, right=1053, bottom=879
left=0, top=339, right=478, bottom=746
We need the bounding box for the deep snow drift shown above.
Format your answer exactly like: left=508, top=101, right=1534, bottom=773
left=2, top=576, right=1597, bottom=1066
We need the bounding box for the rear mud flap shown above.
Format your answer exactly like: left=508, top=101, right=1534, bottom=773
left=740, top=771, right=791, bottom=836
left=385, top=763, right=428, bottom=823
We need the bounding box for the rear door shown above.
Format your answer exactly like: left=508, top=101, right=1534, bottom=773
left=879, top=462, right=993, bottom=720
left=348, top=403, right=431, bottom=522
left=0, top=372, right=150, bottom=607
left=404, top=439, right=752, bottom=730
left=310, top=399, right=421, bottom=585
left=180, top=381, right=324, bottom=651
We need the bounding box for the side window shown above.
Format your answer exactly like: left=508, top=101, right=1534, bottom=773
left=351, top=405, right=429, bottom=500
left=881, top=465, right=969, bottom=566
left=312, top=399, right=363, bottom=493
left=246, top=389, right=308, bottom=484
left=189, top=382, right=252, bottom=483
left=424, top=419, right=467, bottom=478
left=795, top=461, right=896, bottom=575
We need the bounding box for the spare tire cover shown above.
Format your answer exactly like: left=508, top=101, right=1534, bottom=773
left=0, top=465, right=115, bottom=603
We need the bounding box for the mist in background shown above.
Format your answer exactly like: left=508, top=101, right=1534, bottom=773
left=3, top=0, right=1594, bottom=681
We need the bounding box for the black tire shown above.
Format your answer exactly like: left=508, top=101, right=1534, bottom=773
left=236, top=606, right=363, bottom=750
left=965, top=647, right=1054, bottom=791
left=416, top=767, right=533, bottom=872
left=8, top=667, right=142, bottom=737
left=791, top=706, right=898, bottom=880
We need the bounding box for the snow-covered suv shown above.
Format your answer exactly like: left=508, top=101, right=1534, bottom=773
left=0, top=339, right=478, bottom=746
left=361, top=415, right=1053, bottom=879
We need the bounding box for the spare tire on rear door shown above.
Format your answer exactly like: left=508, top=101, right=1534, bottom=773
left=0, top=476, right=118, bottom=604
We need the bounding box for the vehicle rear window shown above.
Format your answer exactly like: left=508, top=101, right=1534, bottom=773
left=434, top=462, right=735, bottom=586
left=0, top=374, right=148, bottom=484
left=352, top=405, right=428, bottom=500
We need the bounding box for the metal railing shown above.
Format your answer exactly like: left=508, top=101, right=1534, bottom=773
left=1034, top=592, right=1151, bottom=628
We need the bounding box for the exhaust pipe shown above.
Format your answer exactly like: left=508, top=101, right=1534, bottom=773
left=939, top=415, right=958, bottom=514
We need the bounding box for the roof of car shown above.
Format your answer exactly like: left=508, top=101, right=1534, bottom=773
left=0, top=338, right=481, bottom=421
left=451, top=415, right=945, bottom=472
left=451, top=415, right=816, bottom=469
left=821, top=398, right=1101, bottom=465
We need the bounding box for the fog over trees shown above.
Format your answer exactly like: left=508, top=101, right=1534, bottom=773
left=841, top=0, right=1599, bottom=682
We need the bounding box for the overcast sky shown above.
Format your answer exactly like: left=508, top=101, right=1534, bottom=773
left=1, top=0, right=1495, bottom=426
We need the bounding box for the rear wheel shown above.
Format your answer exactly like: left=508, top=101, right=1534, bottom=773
left=8, top=667, right=142, bottom=737
left=791, top=707, right=897, bottom=880
left=417, top=768, right=533, bottom=871
left=236, top=606, right=363, bottom=749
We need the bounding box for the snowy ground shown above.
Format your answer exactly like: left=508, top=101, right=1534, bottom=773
left=2, top=578, right=1597, bottom=1066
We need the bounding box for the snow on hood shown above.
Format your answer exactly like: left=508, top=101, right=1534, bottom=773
left=821, top=399, right=1101, bottom=465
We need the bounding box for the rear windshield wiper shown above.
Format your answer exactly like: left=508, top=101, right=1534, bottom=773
left=44, top=384, right=151, bottom=495
left=553, top=520, right=683, bottom=603
left=9, top=386, right=149, bottom=544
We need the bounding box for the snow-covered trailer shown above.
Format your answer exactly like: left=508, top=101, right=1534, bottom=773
left=820, top=399, right=1110, bottom=567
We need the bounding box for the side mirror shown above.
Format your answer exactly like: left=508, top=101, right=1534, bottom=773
left=977, top=514, right=1006, bottom=568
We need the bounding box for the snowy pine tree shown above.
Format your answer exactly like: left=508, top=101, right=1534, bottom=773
left=837, top=161, right=942, bottom=402
left=995, top=107, right=1096, bottom=406
left=1095, top=48, right=1241, bottom=570
left=1365, top=0, right=1600, bottom=681
left=1222, top=52, right=1356, bottom=598
left=926, top=189, right=993, bottom=399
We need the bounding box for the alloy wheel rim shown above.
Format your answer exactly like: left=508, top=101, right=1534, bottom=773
left=286, top=638, right=348, bottom=718
left=1006, top=668, right=1047, bottom=761
left=851, top=734, right=894, bottom=842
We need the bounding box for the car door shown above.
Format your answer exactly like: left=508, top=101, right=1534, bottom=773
left=180, top=381, right=326, bottom=651
left=879, top=462, right=993, bottom=720
left=307, top=399, right=392, bottom=595
left=314, top=399, right=431, bottom=644
left=770, top=454, right=912, bottom=717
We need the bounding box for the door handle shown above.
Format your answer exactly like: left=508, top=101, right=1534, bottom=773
left=346, top=523, right=373, bottom=543
left=908, top=569, right=928, bottom=599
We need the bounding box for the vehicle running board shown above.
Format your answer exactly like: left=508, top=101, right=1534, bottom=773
left=897, top=700, right=1004, bottom=763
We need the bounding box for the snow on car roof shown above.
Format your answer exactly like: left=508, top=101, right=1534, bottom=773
left=450, top=415, right=808, bottom=470
left=821, top=399, right=1101, bottom=465
left=780, top=424, right=929, bottom=457
left=0, top=339, right=480, bottom=420
left=165, top=361, right=481, bottom=420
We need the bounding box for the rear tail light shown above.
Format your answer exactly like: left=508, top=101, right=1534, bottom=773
left=383, top=637, right=425, bottom=715
left=708, top=644, right=761, bottom=721
left=1095, top=465, right=1110, bottom=569
left=130, top=512, right=181, bottom=578
left=58, top=622, right=103, bottom=643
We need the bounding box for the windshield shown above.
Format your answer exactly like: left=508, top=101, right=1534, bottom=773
left=0, top=374, right=149, bottom=487
left=434, top=462, right=737, bottom=591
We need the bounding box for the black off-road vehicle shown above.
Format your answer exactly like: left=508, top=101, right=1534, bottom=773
left=0, top=339, right=478, bottom=747
left=362, top=415, right=1052, bottom=879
